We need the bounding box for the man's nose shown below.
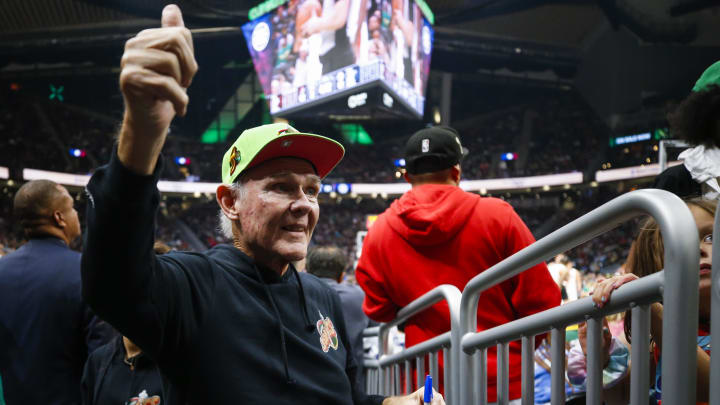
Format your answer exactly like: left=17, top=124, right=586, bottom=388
left=290, top=191, right=313, bottom=214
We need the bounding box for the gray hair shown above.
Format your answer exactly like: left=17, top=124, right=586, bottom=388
left=217, top=182, right=246, bottom=239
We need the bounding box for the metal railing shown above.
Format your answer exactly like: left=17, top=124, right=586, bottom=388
left=364, top=326, right=381, bottom=395
left=459, top=189, right=699, bottom=405
left=711, top=201, right=720, bottom=405
left=374, top=285, right=461, bottom=403
left=361, top=189, right=703, bottom=405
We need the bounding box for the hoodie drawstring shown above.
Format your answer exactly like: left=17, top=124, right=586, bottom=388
left=253, top=265, right=294, bottom=384
left=253, top=265, right=314, bottom=384
left=292, top=267, right=315, bottom=332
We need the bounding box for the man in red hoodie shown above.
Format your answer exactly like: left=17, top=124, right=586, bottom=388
left=356, top=126, right=561, bottom=404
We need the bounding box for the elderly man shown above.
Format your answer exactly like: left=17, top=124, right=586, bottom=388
left=81, top=5, right=441, bottom=404
left=0, top=180, right=110, bottom=405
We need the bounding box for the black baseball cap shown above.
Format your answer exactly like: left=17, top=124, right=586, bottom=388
left=404, top=126, right=469, bottom=175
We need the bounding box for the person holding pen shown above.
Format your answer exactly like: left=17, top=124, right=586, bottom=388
left=80, top=4, right=443, bottom=404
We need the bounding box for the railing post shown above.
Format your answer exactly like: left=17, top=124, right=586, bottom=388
left=710, top=201, right=720, bottom=405
left=586, top=318, right=603, bottom=405
left=521, top=335, right=534, bottom=405
left=497, top=343, right=509, bottom=405
left=550, top=327, right=565, bottom=405
left=630, top=305, right=651, bottom=405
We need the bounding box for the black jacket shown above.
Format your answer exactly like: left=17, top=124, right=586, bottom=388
left=82, top=335, right=164, bottom=405
left=0, top=237, right=111, bottom=405
left=81, top=151, right=384, bottom=405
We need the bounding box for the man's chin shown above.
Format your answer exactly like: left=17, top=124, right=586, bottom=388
left=278, top=244, right=308, bottom=262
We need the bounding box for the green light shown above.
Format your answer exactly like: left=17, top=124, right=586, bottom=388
left=249, top=0, right=289, bottom=20
left=414, top=0, right=434, bottom=24
left=49, top=84, right=64, bottom=102
left=336, top=124, right=373, bottom=145
left=654, top=128, right=669, bottom=140
left=201, top=128, right=231, bottom=143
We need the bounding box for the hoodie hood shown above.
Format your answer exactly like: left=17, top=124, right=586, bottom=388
left=386, top=184, right=479, bottom=246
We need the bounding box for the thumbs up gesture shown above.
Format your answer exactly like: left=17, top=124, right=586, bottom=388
left=117, top=4, right=198, bottom=175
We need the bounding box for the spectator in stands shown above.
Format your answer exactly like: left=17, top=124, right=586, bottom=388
left=656, top=60, right=720, bottom=199
left=307, top=245, right=373, bottom=387
left=0, top=180, right=111, bottom=405
left=590, top=198, right=714, bottom=403
left=356, top=126, right=561, bottom=403
left=81, top=241, right=173, bottom=405
left=82, top=6, right=441, bottom=404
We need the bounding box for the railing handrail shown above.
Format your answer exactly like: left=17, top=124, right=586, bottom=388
left=461, top=272, right=663, bottom=351
left=458, top=189, right=699, bottom=404
left=380, top=331, right=451, bottom=366
left=378, top=284, right=461, bottom=402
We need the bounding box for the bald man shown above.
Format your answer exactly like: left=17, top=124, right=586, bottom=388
left=0, top=180, right=110, bottom=405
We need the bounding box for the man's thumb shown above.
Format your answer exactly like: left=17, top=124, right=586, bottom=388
left=161, top=4, right=185, bottom=28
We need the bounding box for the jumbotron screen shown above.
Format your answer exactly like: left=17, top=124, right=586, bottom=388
left=242, top=0, right=434, bottom=118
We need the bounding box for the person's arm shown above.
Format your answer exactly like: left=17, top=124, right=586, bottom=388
left=81, top=306, right=114, bottom=355
left=80, top=352, right=96, bottom=405
left=81, top=5, right=210, bottom=359
left=593, top=276, right=710, bottom=401
left=117, top=4, right=197, bottom=176
left=502, top=205, right=562, bottom=345
left=301, top=0, right=350, bottom=37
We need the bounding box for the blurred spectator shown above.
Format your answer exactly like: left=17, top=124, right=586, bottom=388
left=0, top=180, right=111, bottom=405
left=655, top=61, right=720, bottom=199
left=356, top=127, right=560, bottom=402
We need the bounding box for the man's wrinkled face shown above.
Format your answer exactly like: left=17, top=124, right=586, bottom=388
left=234, top=157, right=321, bottom=266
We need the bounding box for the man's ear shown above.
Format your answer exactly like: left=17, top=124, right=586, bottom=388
left=451, top=164, right=461, bottom=184
left=216, top=184, right=239, bottom=220
left=53, top=210, right=66, bottom=229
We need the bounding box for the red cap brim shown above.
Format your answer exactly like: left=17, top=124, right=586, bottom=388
left=245, top=134, right=344, bottom=179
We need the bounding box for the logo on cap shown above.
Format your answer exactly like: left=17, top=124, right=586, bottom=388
left=229, top=146, right=241, bottom=176
left=421, top=139, right=430, bottom=153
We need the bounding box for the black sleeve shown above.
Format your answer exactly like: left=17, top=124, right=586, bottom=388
left=82, top=306, right=114, bottom=355
left=81, top=149, right=216, bottom=360
left=652, top=165, right=701, bottom=198
left=330, top=290, right=386, bottom=405
left=81, top=349, right=100, bottom=405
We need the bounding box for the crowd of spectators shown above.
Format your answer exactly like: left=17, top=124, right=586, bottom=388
left=1, top=87, right=619, bottom=184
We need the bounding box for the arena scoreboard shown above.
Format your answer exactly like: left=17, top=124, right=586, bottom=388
left=242, top=0, right=434, bottom=120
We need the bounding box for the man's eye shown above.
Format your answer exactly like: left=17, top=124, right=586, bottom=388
left=272, top=183, right=291, bottom=192
left=703, top=234, right=713, bottom=244
left=306, top=187, right=319, bottom=197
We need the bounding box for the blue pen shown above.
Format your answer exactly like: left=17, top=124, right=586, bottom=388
left=423, top=375, right=433, bottom=404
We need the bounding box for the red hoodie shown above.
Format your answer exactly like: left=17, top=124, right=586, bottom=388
left=356, top=184, right=560, bottom=402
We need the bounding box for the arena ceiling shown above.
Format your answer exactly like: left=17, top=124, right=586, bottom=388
left=3, top=0, right=720, bottom=59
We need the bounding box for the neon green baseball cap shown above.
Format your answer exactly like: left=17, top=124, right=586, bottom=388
left=693, top=60, right=720, bottom=92
left=221, top=123, right=345, bottom=184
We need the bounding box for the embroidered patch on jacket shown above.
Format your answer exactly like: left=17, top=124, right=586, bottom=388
left=316, top=310, right=339, bottom=352
left=127, top=389, right=160, bottom=405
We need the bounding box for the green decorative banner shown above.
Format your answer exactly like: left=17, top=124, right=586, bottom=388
left=249, top=0, right=289, bottom=21
left=414, top=0, right=434, bottom=25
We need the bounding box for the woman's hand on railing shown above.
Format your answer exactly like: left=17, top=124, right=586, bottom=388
left=381, top=387, right=445, bottom=405
left=590, top=273, right=638, bottom=309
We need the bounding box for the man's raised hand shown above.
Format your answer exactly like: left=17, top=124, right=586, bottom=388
left=117, top=4, right=198, bottom=175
